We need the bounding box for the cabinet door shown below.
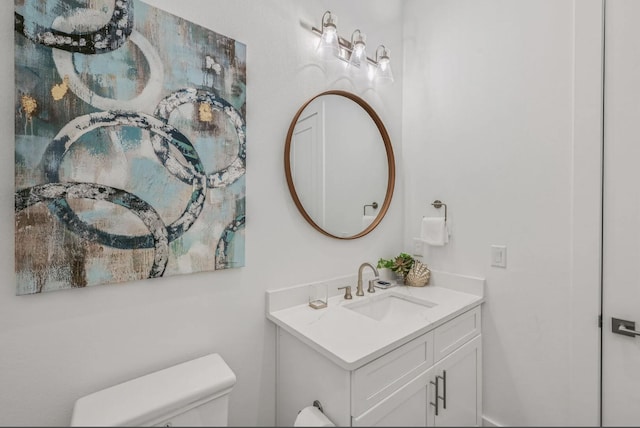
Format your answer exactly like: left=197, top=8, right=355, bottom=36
left=353, top=367, right=432, bottom=427
left=428, top=335, right=482, bottom=427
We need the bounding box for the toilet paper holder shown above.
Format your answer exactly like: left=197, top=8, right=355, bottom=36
left=312, top=400, right=324, bottom=414
left=295, top=400, right=335, bottom=427
left=297, top=400, right=324, bottom=414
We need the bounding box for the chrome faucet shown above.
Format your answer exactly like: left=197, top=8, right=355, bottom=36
left=357, top=262, right=379, bottom=296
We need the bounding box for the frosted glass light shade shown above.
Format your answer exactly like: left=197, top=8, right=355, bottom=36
left=375, top=46, right=394, bottom=84
left=349, top=42, right=367, bottom=66
left=377, top=58, right=394, bottom=83
left=348, top=30, right=367, bottom=70
left=317, top=13, right=339, bottom=60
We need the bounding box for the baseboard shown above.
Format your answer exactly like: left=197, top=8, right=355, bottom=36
left=482, top=415, right=502, bottom=427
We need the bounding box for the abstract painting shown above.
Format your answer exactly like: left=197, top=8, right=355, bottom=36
left=15, top=0, right=246, bottom=295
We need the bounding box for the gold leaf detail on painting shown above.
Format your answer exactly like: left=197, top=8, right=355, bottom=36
left=51, top=76, right=69, bottom=101
left=21, top=95, right=37, bottom=118
left=198, top=102, right=214, bottom=122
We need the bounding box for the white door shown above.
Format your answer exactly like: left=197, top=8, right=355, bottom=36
left=603, top=0, right=640, bottom=425
left=291, top=103, right=325, bottom=227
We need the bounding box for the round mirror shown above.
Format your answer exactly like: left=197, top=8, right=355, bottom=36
left=285, top=90, right=395, bottom=239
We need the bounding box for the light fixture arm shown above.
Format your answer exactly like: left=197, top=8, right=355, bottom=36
left=350, top=29, right=364, bottom=46
left=375, top=44, right=389, bottom=62
left=321, top=11, right=335, bottom=29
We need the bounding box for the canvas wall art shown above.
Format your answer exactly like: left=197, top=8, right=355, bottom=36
left=14, top=0, right=246, bottom=295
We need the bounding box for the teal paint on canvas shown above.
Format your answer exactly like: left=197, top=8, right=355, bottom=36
left=15, top=0, right=247, bottom=295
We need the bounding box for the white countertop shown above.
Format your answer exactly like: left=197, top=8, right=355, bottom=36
left=267, top=271, right=484, bottom=370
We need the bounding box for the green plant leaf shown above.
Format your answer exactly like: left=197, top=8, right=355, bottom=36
left=377, top=258, right=394, bottom=269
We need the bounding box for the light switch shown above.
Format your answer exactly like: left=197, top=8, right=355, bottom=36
left=491, top=245, right=507, bottom=268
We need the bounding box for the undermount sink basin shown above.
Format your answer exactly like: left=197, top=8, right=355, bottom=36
left=344, top=292, right=437, bottom=322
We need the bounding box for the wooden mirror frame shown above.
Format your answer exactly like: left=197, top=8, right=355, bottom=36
left=284, top=90, right=396, bottom=239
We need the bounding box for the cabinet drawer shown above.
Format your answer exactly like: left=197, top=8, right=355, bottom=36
left=352, top=369, right=430, bottom=427
left=352, top=331, right=434, bottom=417
left=433, top=306, right=481, bottom=362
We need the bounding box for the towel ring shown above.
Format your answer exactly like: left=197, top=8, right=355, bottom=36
left=431, top=200, right=447, bottom=222
left=363, top=202, right=378, bottom=216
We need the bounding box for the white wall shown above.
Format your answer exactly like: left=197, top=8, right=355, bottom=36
left=0, top=1, right=404, bottom=425
left=402, top=0, right=602, bottom=426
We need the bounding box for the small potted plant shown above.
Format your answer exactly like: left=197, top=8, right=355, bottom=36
left=377, top=252, right=415, bottom=284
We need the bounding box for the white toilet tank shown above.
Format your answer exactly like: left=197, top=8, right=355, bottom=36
left=71, top=353, right=236, bottom=427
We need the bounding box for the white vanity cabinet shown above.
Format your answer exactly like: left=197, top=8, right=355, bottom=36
left=276, top=305, right=482, bottom=427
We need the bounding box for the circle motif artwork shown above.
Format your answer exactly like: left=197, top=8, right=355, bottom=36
left=14, top=0, right=247, bottom=294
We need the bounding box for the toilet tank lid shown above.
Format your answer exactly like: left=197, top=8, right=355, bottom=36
left=71, top=353, right=236, bottom=427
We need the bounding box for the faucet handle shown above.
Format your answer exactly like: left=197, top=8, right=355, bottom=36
left=338, top=286, right=353, bottom=300
left=367, top=278, right=378, bottom=293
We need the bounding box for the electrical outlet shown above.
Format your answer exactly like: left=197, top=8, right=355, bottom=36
left=413, top=238, right=424, bottom=257
left=491, top=245, right=507, bottom=268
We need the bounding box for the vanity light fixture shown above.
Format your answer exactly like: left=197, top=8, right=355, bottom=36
left=316, top=11, right=340, bottom=59
left=375, top=45, right=394, bottom=84
left=348, top=30, right=368, bottom=70
left=311, top=10, right=394, bottom=84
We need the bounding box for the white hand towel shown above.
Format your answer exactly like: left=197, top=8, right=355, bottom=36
left=421, top=217, right=448, bottom=246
